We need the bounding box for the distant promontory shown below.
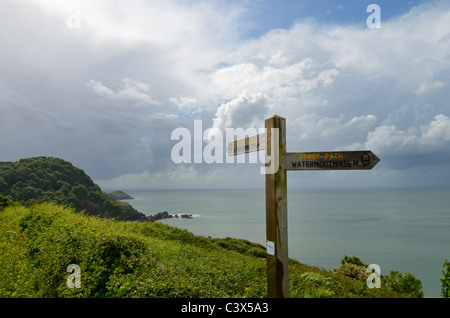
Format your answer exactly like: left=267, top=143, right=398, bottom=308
left=107, top=190, right=134, bottom=200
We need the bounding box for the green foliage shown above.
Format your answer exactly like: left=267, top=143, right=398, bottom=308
left=0, top=203, right=267, bottom=298
left=440, top=260, right=450, bottom=298
left=299, top=272, right=332, bottom=286
left=102, top=199, right=124, bottom=218
left=385, top=270, right=424, bottom=298
left=302, top=287, right=335, bottom=298
left=0, top=194, right=12, bottom=210
left=0, top=156, right=136, bottom=219
left=333, top=257, right=424, bottom=298
left=0, top=202, right=426, bottom=298
left=211, top=237, right=266, bottom=258
left=334, top=263, right=369, bottom=281
left=341, top=255, right=368, bottom=267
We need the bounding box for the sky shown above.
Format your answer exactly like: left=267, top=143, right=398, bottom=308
left=1, top=0, right=450, bottom=190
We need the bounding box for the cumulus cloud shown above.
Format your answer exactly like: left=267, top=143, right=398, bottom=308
left=211, top=91, right=270, bottom=131
left=344, top=114, right=450, bottom=169
left=420, top=114, right=450, bottom=144
left=369, top=114, right=450, bottom=152
left=211, top=58, right=338, bottom=115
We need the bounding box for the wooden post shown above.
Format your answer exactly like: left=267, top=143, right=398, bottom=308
left=265, top=115, right=288, bottom=298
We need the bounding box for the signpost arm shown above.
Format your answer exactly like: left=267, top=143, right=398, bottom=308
left=265, top=115, right=289, bottom=298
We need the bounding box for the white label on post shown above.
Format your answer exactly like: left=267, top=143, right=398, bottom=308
left=266, top=241, right=275, bottom=256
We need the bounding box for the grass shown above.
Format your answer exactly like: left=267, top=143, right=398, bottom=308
left=0, top=202, right=423, bottom=298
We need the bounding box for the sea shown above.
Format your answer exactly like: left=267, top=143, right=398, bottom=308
left=118, top=188, right=450, bottom=298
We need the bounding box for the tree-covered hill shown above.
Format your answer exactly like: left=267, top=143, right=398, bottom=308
left=0, top=156, right=145, bottom=220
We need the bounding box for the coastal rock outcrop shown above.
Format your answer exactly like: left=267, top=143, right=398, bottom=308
left=147, top=211, right=193, bottom=222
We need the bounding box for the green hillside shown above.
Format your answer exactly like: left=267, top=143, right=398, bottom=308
left=0, top=201, right=424, bottom=298
left=0, top=157, right=145, bottom=220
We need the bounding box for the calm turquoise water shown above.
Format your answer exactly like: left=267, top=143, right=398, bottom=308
left=120, top=188, right=450, bottom=298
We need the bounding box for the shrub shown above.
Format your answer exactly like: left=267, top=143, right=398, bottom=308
left=441, top=260, right=450, bottom=298
left=0, top=194, right=12, bottom=210
left=334, top=263, right=369, bottom=281
left=341, top=255, right=368, bottom=267
left=299, top=271, right=332, bottom=286
left=302, top=287, right=335, bottom=298
left=385, top=270, right=424, bottom=298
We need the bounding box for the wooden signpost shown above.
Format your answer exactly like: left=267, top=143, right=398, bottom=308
left=226, top=115, right=380, bottom=298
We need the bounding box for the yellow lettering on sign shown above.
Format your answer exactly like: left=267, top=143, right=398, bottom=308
left=325, top=153, right=344, bottom=160
left=298, top=153, right=321, bottom=160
